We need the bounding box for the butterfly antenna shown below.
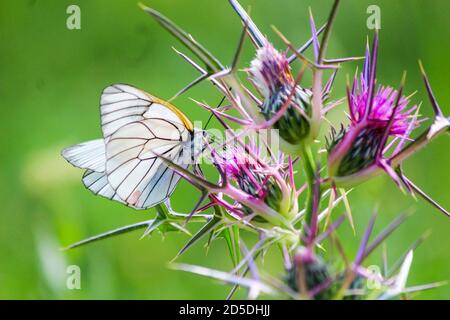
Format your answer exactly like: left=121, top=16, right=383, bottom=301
left=203, top=114, right=214, bottom=131
left=203, top=95, right=227, bottom=130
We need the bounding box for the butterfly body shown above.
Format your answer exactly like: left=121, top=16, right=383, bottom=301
left=62, top=84, right=200, bottom=209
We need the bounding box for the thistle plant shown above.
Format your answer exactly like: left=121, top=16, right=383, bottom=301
left=63, top=0, right=449, bottom=299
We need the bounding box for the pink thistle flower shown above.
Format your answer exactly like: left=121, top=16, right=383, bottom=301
left=349, top=80, right=418, bottom=137
left=212, top=140, right=294, bottom=219
left=328, top=33, right=420, bottom=184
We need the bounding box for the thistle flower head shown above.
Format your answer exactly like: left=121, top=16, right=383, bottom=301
left=213, top=141, right=287, bottom=216
left=249, top=41, right=312, bottom=145
left=350, top=78, right=418, bottom=136
left=250, top=41, right=295, bottom=98
left=328, top=34, right=420, bottom=181
left=328, top=80, right=419, bottom=177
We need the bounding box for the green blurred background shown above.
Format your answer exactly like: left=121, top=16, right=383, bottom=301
left=0, top=0, right=448, bottom=299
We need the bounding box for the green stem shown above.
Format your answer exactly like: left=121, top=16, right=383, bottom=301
left=301, top=144, right=316, bottom=228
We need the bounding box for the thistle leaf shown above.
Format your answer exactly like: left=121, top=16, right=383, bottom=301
left=362, top=212, right=411, bottom=261
left=168, top=222, right=192, bottom=236
left=140, top=218, right=165, bottom=239
left=388, top=230, right=431, bottom=276
left=398, top=281, right=448, bottom=296
left=171, top=263, right=276, bottom=295
left=221, top=226, right=241, bottom=267
left=140, top=3, right=223, bottom=73
left=339, top=188, right=355, bottom=234
left=157, top=153, right=222, bottom=191
left=63, top=220, right=151, bottom=250
left=175, top=215, right=222, bottom=259
left=379, top=250, right=413, bottom=299
left=228, top=0, right=265, bottom=48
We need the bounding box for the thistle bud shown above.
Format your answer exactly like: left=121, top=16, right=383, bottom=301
left=250, top=42, right=312, bottom=145
left=342, top=275, right=366, bottom=300
left=286, top=247, right=333, bottom=299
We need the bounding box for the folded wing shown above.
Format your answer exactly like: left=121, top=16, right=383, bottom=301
left=63, top=84, right=193, bottom=209
left=101, top=84, right=192, bottom=209
left=61, top=139, right=106, bottom=172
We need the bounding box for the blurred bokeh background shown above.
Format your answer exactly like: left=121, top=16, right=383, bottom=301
left=0, top=0, right=448, bottom=299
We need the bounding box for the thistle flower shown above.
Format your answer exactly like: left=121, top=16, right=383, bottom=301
left=211, top=139, right=296, bottom=222
left=327, top=33, right=420, bottom=187
left=249, top=41, right=313, bottom=145
left=328, top=80, right=419, bottom=177
left=214, top=143, right=282, bottom=213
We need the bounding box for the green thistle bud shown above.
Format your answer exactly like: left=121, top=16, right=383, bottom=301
left=262, top=84, right=312, bottom=144
left=286, top=248, right=333, bottom=299
left=250, top=42, right=312, bottom=145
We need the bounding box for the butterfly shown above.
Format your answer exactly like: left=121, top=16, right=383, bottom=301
left=62, top=84, right=203, bottom=209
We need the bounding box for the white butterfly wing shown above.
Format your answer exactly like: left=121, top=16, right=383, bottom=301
left=132, top=152, right=187, bottom=209
left=61, top=139, right=106, bottom=172
left=62, top=140, right=120, bottom=202
left=100, top=84, right=190, bottom=141
left=105, top=119, right=188, bottom=208
left=100, top=84, right=152, bottom=141
left=100, top=84, right=193, bottom=209
left=62, top=84, right=193, bottom=209
left=82, top=160, right=186, bottom=209
left=82, top=170, right=124, bottom=203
